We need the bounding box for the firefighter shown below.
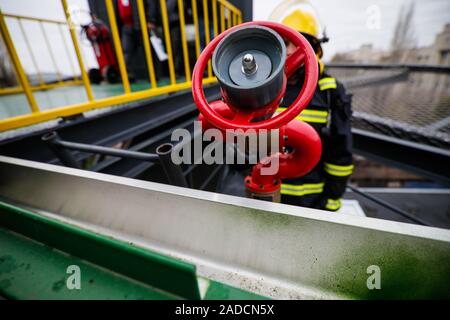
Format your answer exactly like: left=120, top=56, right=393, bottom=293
left=114, top=0, right=152, bottom=82
left=148, top=0, right=185, bottom=77
left=216, top=10, right=352, bottom=212
left=277, top=9, right=353, bottom=211
left=278, top=9, right=353, bottom=212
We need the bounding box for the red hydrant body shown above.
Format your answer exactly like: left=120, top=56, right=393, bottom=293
left=192, top=21, right=322, bottom=201
left=198, top=100, right=322, bottom=201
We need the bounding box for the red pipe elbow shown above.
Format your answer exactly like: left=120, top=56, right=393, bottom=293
left=197, top=102, right=322, bottom=196
left=246, top=120, right=322, bottom=193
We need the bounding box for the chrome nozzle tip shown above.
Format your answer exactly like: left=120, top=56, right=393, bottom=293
left=242, top=53, right=257, bottom=75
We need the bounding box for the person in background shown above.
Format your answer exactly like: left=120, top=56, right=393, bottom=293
left=205, top=5, right=352, bottom=213
left=196, top=0, right=215, bottom=50
left=148, top=0, right=185, bottom=78
left=277, top=9, right=354, bottom=212
left=114, top=0, right=153, bottom=82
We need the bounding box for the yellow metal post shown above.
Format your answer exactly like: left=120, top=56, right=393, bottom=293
left=212, top=0, right=218, bottom=37
left=105, top=0, right=131, bottom=93
left=0, top=80, right=83, bottom=97
left=218, top=0, right=240, bottom=15
left=177, top=0, right=191, bottom=81
left=0, top=77, right=218, bottom=132
left=39, top=22, right=63, bottom=83
left=136, top=0, right=157, bottom=88
left=202, top=0, right=212, bottom=77
left=0, top=10, right=39, bottom=113
left=220, top=4, right=225, bottom=32
left=18, top=19, right=44, bottom=85
left=160, top=0, right=176, bottom=85
left=191, top=0, right=201, bottom=58
left=0, top=2, right=245, bottom=130
left=58, top=23, right=78, bottom=80
left=61, top=0, right=94, bottom=101
left=2, top=13, right=66, bottom=25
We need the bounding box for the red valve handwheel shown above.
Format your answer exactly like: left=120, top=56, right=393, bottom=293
left=192, top=21, right=318, bottom=131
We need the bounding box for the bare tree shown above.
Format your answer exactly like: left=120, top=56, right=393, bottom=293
left=389, top=0, right=417, bottom=62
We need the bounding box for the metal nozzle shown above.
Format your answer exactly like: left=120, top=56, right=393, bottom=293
left=242, top=53, right=257, bottom=75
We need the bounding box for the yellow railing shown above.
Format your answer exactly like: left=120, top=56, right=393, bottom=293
left=0, top=0, right=242, bottom=132
left=0, top=12, right=84, bottom=97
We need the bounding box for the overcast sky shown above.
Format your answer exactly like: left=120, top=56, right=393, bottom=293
left=1, top=0, right=449, bottom=75
left=254, top=0, right=450, bottom=61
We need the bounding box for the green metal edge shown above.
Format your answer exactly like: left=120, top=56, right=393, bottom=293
left=0, top=200, right=270, bottom=300
left=0, top=201, right=201, bottom=299
left=202, top=278, right=269, bottom=300
left=0, top=226, right=177, bottom=299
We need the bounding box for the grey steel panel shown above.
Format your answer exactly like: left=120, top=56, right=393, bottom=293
left=0, top=156, right=449, bottom=299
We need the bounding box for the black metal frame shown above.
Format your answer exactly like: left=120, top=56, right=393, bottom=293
left=0, top=86, right=221, bottom=171
left=42, top=131, right=188, bottom=187
left=0, top=66, right=449, bottom=226
left=328, top=63, right=450, bottom=73
left=346, top=185, right=432, bottom=226
left=352, top=128, right=450, bottom=186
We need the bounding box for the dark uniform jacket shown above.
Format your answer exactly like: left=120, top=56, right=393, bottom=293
left=148, top=0, right=181, bottom=26
left=277, top=73, right=353, bottom=211
left=113, top=0, right=151, bottom=31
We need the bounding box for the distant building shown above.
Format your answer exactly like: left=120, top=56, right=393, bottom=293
left=331, top=23, right=450, bottom=66
left=329, top=24, right=450, bottom=188
left=330, top=44, right=388, bottom=64
left=330, top=23, right=450, bottom=95
left=406, top=23, right=450, bottom=92
left=409, top=23, right=450, bottom=65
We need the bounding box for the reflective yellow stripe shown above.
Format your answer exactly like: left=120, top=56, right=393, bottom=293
left=318, top=77, right=337, bottom=90
left=320, top=84, right=337, bottom=90
left=326, top=198, right=341, bottom=210
left=324, top=162, right=354, bottom=177
left=281, top=182, right=324, bottom=196
left=318, top=77, right=336, bottom=84
left=277, top=108, right=328, bottom=124
left=294, top=115, right=327, bottom=123
left=301, top=109, right=328, bottom=117
left=277, top=108, right=328, bottom=117
left=325, top=163, right=354, bottom=171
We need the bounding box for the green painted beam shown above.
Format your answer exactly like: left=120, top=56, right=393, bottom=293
left=0, top=227, right=175, bottom=299
left=0, top=201, right=267, bottom=300
left=0, top=201, right=200, bottom=299
left=201, top=278, right=268, bottom=300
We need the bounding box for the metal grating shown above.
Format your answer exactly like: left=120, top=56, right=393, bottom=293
left=328, top=67, right=450, bottom=149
